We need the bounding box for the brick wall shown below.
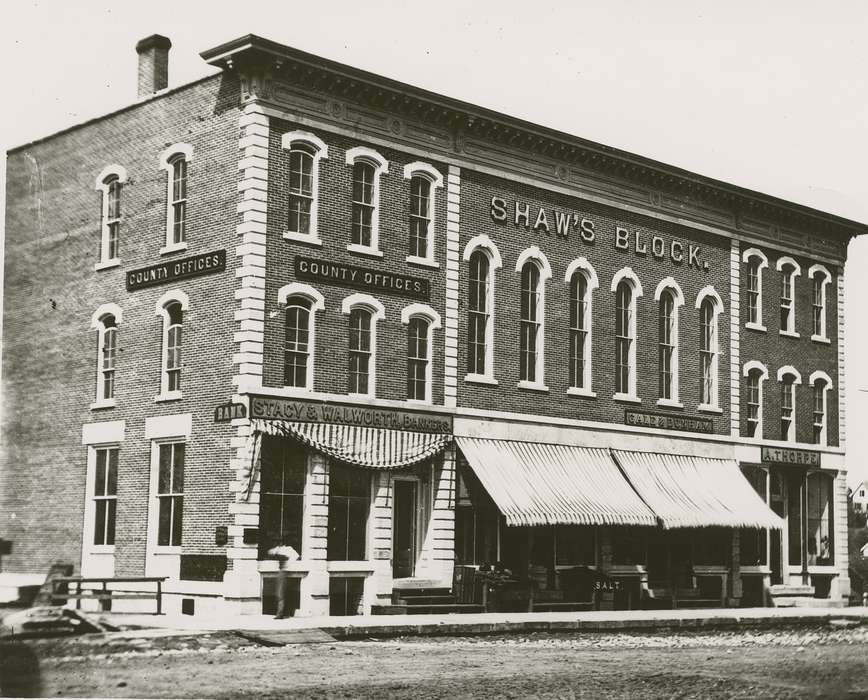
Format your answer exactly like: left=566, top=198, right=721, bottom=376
left=1, top=74, right=242, bottom=575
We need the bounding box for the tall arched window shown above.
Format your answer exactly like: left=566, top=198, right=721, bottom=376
left=743, top=248, right=769, bottom=330
left=159, top=144, right=193, bottom=254
left=346, top=147, right=388, bottom=255
left=402, top=303, right=441, bottom=404
left=91, top=303, right=123, bottom=408
left=282, top=131, right=329, bottom=243
left=165, top=302, right=183, bottom=392
left=348, top=308, right=373, bottom=395
left=743, top=361, right=769, bottom=438
left=655, top=278, right=684, bottom=404
left=566, top=259, right=598, bottom=395
left=808, top=264, right=832, bottom=343
left=404, top=162, right=443, bottom=265
left=95, top=165, right=127, bottom=268
left=612, top=269, right=642, bottom=398
left=696, top=287, right=723, bottom=409
left=810, top=370, right=834, bottom=446
left=520, top=262, right=542, bottom=383
left=777, top=366, right=802, bottom=442
left=776, top=256, right=802, bottom=336
left=284, top=297, right=312, bottom=388
left=468, top=250, right=490, bottom=377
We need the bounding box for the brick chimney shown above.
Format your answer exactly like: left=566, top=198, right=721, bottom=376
left=135, top=34, right=172, bottom=97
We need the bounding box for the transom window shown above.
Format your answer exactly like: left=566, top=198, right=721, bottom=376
left=519, top=262, right=542, bottom=383
left=468, top=251, right=491, bottom=376
left=569, top=273, right=590, bottom=390
left=288, top=145, right=315, bottom=235
left=409, top=176, right=432, bottom=258
left=285, top=297, right=312, bottom=388
left=93, top=447, right=118, bottom=546
left=157, top=442, right=184, bottom=547
left=615, top=281, right=634, bottom=395
left=348, top=308, right=373, bottom=395
left=407, top=317, right=430, bottom=401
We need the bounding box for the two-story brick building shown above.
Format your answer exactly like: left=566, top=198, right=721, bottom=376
left=2, top=34, right=863, bottom=616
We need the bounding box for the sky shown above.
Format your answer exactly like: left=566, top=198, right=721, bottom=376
left=2, top=0, right=867, bottom=483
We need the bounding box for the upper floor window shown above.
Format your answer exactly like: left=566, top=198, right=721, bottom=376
left=808, top=264, right=832, bottom=343
left=159, top=144, right=193, bottom=255
left=279, top=283, right=325, bottom=392
left=95, top=165, right=128, bottom=269
left=655, top=278, right=684, bottom=404
left=742, top=248, right=769, bottom=331
left=516, top=247, right=552, bottom=389
left=404, top=162, right=443, bottom=266
left=777, top=366, right=802, bottom=442
left=463, top=235, right=503, bottom=384
left=91, top=304, right=123, bottom=408
left=155, top=291, right=189, bottom=401
left=402, top=304, right=441, bottom=404
left=345, top=147, right=388, bottom=256
left=342, top=294, right=385, bottom=397
left=776, top=256, right=802, bottom=337
left=566, top=259, right=599, bottom=395
left=612, top=268, right=642, bottom=399
left=743, top=361, right=769, bottom=438
left=810, top=370, right=833, bottom=446
left=282, top=131, right=329, bottom=244
left=697, top=287, right=723, bottom=409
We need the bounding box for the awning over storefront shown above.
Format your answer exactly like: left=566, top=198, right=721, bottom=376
left=611, top=450, right=784, bottom=530
left=455, top=437, right=658, bottom=527
left=251, top=418, right=451, bottom=469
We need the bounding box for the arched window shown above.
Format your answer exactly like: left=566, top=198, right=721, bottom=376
left=520, top=262, right=543, bottom=383
left=777, top=366, right=802, bottom=442
left=404, top=163, right=443, bottom=265
left=164, top=302, right=183, bottom=392
left=159, top=144, right=193, bottom=254
left=284, top=297, right=312, bottom=388
left=743, top=250, right=768, bottom=329
left=402, top=304, right=441, bottom=404
left=282, top=131, right=329, bottom=243
left=696, top=286, right=723, bottom=409
left=776, top=256, right=802, bottom=336
left=570, top=272, right=590, bottom=390
left=348, top=308, right=373, bottom=395
left=655, top=278, right=684, bottom=404
left=468, top=250, right=491, bottom=377
left=743, top=362, right=768, bottom=438
left=612, top=269, right=642, bottom=398
left=95, top=165, right=127, bottom=268
left=808, top=264, right=832, bottom=342
left=346, top=147, right=388, bottom=255
left=810, top=370, right=834, bottom=446
left=91, top=303, right=123, bottom=407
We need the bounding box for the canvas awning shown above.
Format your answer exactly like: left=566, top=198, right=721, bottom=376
left=610, top=450, right=784, bottom=530
left=455, top=437, right=658, bottom=527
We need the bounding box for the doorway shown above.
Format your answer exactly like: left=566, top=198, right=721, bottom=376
left=393, top=479, right=418, bottom=578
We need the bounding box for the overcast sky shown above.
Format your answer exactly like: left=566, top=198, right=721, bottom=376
left=2, top=0, right=867, bottom=483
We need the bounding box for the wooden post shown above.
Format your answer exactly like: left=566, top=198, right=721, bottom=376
left=156, top=579, right=163, bottom=615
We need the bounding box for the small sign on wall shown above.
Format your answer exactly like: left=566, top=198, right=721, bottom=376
left=214, top=402, right=247, bottom=422
left=761, top=447, right=821, bottom=467
left=126, top=249, right=226, bottom=291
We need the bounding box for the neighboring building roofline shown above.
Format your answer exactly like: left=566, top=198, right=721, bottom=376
left=201, top=34, right=868, bottom=238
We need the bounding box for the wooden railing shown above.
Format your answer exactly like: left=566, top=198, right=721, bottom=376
left=50, top=576, right=167, bottom=614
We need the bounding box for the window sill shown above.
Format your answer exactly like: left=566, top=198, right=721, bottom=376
left=90, top=398, right=117, bottom=410
left=405, top=255, right=439, bottom=269
left=153, top=547, right=182, bottom=556
left=154, top=391, right=183, bottom=403
left=745, top=322, right=767, bottom=333
left=656, top=398, right=684, bottom=409
left=697, top=404, right=723, bottom=414
left=94, top=259, right=121, bottom=271
left=779, top=329, right=800, bottom=339
left=811, top=334, right=831, bottom=344
left=348, top=391, right=375, bottom=400
left=281, top=385, right=315, bottom=397
left=406, top=398, right=432, bottom=406
left=86, top=545, right=116, bottom=555
left=326, top=561, right=375, bottom=574
left=567, top=387, right=597, bottom=398
left=346, top=244, right=383, bottom=258
left=517, top=380, right=549, bottom=393
left=464, top=373, right=498, bottom=386
left=159, top=241, right=188, bottom=256
left=613, top=393, right=641, bottom=404
left=283, top=231, right=323, bottom=246
left=807, top=565, right=838, bottom=575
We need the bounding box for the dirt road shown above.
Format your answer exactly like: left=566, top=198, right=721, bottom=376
left=4, top=624, right=868, bottom=698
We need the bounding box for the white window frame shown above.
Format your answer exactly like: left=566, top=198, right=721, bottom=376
left=401, top=303, right=442, bottom=405
left=742, top=247, right=769, bottom=332
left=345, top=146, right=389, bottom=257
left=565, top=259, right=599, bottom=398
left=463, top=234, right=503, bottom=385
left=281, top=131, right=329, bottom=245
left=278, top=283, right=325, bottom=393
left=516, top=246, right=553, bottom=392
left=81, top=419, right=126, bottom=566
left=808, top=264, right=832, bottom=344
left=90, top=303, right=123, bottom=410
left=654, top=277, right=685, bottom=408
left=403, top=162, right=444, bottom=267
left=154, top=290, right=190, bottom=402
left=743, top=360, right=769, bottom=439
left=341, top=293, right=385, bottom=398
left=696, top=286, right=724, bottom=412
left=776, top=256, right=802, bottom=337
left=611, top=267, right=643, bottom=402
left=777, top=365, right=803, bottom=442
left=158, top=143, right=193, bottom=256
left=94, top=165, right=128, bottom=270
left=809, top=370, right=834, bottom=446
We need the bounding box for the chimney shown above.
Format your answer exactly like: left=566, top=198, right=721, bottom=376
left=135, top=34, right=172, bottom=97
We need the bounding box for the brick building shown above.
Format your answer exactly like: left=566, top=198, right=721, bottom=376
left=1, top=34, right=863, bottom=615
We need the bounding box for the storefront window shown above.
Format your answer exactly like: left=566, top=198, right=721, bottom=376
left=692, top=528, right=729, bottom=566
left=787, top=473, right=803, bottom=566
left=327, top=462, right=370, bottom=561
left=807, top=472, right=834, bottom=566
left=259, top=438, right=306, bottom=559
left=454, top=467, right=499, bottom=565
left=740, top=466, right=768, bottom=566
left=612, top=527, right=645, bottom=565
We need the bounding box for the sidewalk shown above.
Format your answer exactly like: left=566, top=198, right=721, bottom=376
left=102, top=606, right=868, bottom=640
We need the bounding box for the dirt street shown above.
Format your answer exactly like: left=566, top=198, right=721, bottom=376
left=3, top=624, right=868, bottom=698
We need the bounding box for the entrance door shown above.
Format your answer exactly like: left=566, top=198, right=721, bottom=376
left=393, top=480, right=418, bottom=579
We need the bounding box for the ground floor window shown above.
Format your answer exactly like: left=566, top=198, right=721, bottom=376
left=329, top=576, right=365, bottom=615
left=454, top=466, right=499, bottom=566
left=259, top=437, right=306, bottom=559
left=327, top=462, right=370, bottom=561
left=611, top=527, right=646, bottom=566
left=157, top=442, right=184, bottom=547
left=807, top=472, right=834, bottom=566
left=740, top=466, right=768, bottom=566
left=93, top=447, right=118, bottom=546
left=787, top=472, right=803, bottom=567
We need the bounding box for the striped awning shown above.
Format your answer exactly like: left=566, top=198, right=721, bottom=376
left=455, top=437, right=658, bottom=527
left=251, top=419, right=451, bottom=469
left=611, top=450, right=784, bottom=530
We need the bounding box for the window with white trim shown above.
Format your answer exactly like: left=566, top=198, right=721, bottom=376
left=95, top=165, right=127, bottom=267
left=778, top=368, right=801, bottom=442
left=156, top=442, right=184, bottom=547
left=348, top=308, right=373, bottom=395
left=746, top=370, right=762, bottom=437
left=281, top=131, right=329, bottom=243
left=346, top=147, right=388, bottom=255
left=776, top=257, right=801, bottom=336
left=96, top=314, right=118, bottom=402
left=519, top=261, right=543, bottom=383
left=810, top=370, right=833, bottom=446
left=92, top=446, right=118, bottom=546
left=159, top=144, right=193, bottom=254
left=658, top=290, right=677, bottom=401
left=164, top=302, right=183, bottom=393
left=699, top=298, right=717, bottom=405
left=403, top=162, right=443, bottom=265
left=809, top=264, right=831, bottom=342
left=743, top=248, right=769, bottom=330
left=284, top=297, right=312, bottom=388
left=807, top=472, right=834, bottom=565
left=570, top=272, right=591, bottom=390
left=615, top=280, right=636, bottom=396
left=407, top=317, right=430, bottom=401
left=468, top=251, right=491, bottom=376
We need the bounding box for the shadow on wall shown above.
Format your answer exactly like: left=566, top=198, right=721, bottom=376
left=0, top=641, right=41, bottom=697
